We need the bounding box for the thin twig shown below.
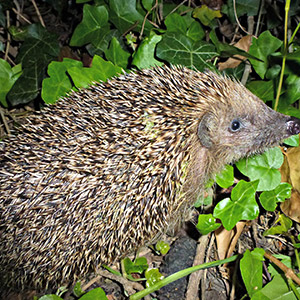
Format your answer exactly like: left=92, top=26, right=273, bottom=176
left=254, top=0, right=264, bottom=37
left=12, top=8, right=32, bottom=25
left=139, top=0, right=159, bottom=39
left=5, top=55, right=15, bottom=66
left=179, top=8, right=193, bottom=16
left=264, top=251, right=300, bottom=286
left=233, top=0, right=250, bottom=35
left=185, top=234, right=210, bottom=300
left=30, top=0, right=45, bottom=27
left=82, top=269, right=146, bottom=296
left=240, top=0, right=264, bottom=85
left=4, top=10, right=11, bottom=62
left=13, top=0, right=21, bottom=26
left=147, top=19, right=160, bottom=28
left=122, top=21, right=139, bottom=37
left=240, top=15, right=255, bottom=85
left=0, top=108, right=10, bottom=136
left=166, top=0, right=188, bottom=18
left=201, top=233, right=216, bottom=300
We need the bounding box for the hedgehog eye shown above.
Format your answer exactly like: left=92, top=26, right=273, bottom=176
left=229, top=119, right=241, bottom=132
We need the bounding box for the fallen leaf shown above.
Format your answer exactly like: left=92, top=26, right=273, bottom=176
left=280, top=146, right=300, bottom=222
left=218, top=35, right=252, bottom=70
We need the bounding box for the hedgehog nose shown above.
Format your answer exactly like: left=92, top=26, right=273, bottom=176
left=286, top=116, right=300, bottom=135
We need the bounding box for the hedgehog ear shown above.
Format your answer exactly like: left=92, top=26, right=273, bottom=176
left=197, top=113, right=213, bottom=148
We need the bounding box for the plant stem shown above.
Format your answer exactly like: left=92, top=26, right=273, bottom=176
left=291, top=236, right=300, bottom=270
left=289, top=21, right=300, bottom=45
left=274, top=0, right=290, bottom=111
left=288, top=278, right=300, bottom=300
left=130, top=255, right=239, bottom=300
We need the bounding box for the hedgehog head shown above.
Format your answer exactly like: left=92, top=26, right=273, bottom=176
left=194, top=72, right=300, bottom=165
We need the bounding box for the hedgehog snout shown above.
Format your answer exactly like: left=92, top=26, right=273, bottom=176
left=286, top=116, right=300, bottom=136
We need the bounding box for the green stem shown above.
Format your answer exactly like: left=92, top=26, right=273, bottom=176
left=284, top=0, right=290, bottom=50
left=291, top=236, right=300, bottom=273
left=274, top=56, right=286, bottom=112
left=130, top=255, right=239, bottom=300
left=274, top=0, right=290, bottom=111
left=288, top=278, right=300, bottom=300
left=289, top=21, right=300, bottom=45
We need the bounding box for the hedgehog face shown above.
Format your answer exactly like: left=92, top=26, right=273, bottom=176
left=197, top=94, right=300, bottom=164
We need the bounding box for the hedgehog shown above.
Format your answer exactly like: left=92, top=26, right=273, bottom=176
left=0, top=65, right=299, bottom=292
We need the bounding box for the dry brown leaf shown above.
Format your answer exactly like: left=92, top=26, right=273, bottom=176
left=280, top=145, right=300, bottom=222
left=280, top=151, right=290, bottom=184
left=282, top=147, right=300, bottom=192
left=215, top=221, right=246, bottom=260
left=281, top=190, right=300, bottom=223
left=218, top=35, right=252, bottom=71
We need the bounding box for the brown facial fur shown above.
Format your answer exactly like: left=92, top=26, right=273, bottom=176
left=0, top=66, right=298, bottom=291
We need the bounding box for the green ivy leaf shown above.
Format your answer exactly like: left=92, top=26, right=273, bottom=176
left=186, top=20, right=205, bottom=41
left=263, top=213, right=293, bottom=236
left=280, top=74, right=300, bottom=105
left=142, top=0, right=154, bottom=11
left=42, top=58, right=82, bottom=104
left=109, top=0, right=152, bottom=34
left=285, top=49, right=300, bottom=61
left=251, top=274, right=300, bottom=300
left=145, top=268, right=164, bottom=288
left=0, top=59, right=22, bottom=107
left=224, top=0, right=260, bottom=22
left=105, top=37, right=130, bottom=68
left=122, top=257, right=148, bottom=275
left=73, top=281, right=85, bottom=298
left=213, top=180, right=259, bottom=230
left=8, top=63, right=48, bottom=106
left=38, top=296, right=63, bottom=300
left=277, top=104, right=300, bottom=119
left=68, top=55, right=122, bottom=88
left=259, top=183, right=292, bottom=211
left=7, top=24, right=59, bottom=106
left=193, top=5, right=222, bottom=26
left=155, top=241, right=170, bottom=255
left=8, top=25, right=29, bottom=41
left=268, top=254, right=292, bottom=277
left=165, top=13, right=188, bottom=34
left=16, top=24, right=59, bottom=63
left=42, top=56, right=122, bottom=104
left=249, top=31, right=282, bottom=79
left=236, top=147, right=284, bottom=191
left=246, top=80, right=275, bottom=101
left=265, top=64, right=281, bottom=80
left=240, top=248, right=265, bottom=297
left=283, top=134, right=299, bottom=147
left=70, top=5, right=109, bottom=46
left=86, top=29, right=120, bottom=55
left=156, top=32, right=217, bottom=70
left=216, top=165, right=234, bottom=189
left=132, top=32, right=163, bottom=69
left=196, top=214, right=221, bottom=235
left=79, top=288, right=108, bottom=300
